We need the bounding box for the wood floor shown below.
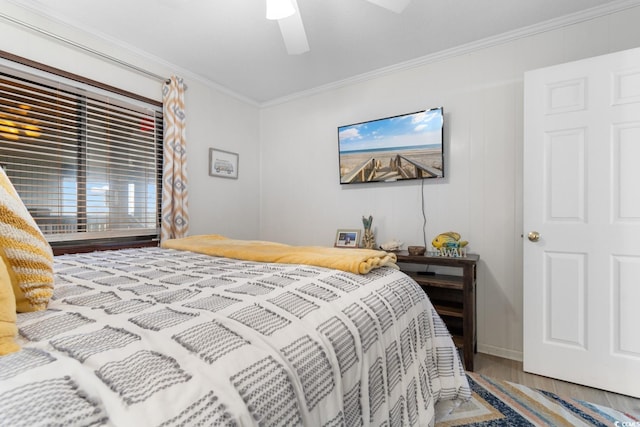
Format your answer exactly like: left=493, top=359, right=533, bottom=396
left=472, top=352, right=640, bottom=417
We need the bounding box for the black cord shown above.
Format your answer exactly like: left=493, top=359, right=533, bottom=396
left=421, top=177, right=427, bottom=248
left=418, top=178, right=434, bottom=274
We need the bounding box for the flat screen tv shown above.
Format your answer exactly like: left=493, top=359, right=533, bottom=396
left=338, top=107, right=444, bottom=184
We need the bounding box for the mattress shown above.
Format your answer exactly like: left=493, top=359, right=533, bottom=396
left=0, top=247, right=470, bottom=426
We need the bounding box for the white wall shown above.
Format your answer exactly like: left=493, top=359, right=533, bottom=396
left=185, top=87, right=260, bottom=239
left=0, top=2, right=262, bottom=240
left=259, top=6, right=640, bottom=360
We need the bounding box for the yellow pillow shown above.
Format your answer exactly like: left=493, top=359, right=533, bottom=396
left=0, top=167, right=54, bottom=312
left=0, top=256, right=20, bottom=355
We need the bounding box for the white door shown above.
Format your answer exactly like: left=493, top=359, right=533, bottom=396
left=523, top=47, right=640, bottom=398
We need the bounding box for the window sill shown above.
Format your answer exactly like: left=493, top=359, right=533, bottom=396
left=51, top=239, right=159, bottom=256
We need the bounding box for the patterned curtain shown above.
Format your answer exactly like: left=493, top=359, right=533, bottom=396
left=161, top=75, right=189, bottom=241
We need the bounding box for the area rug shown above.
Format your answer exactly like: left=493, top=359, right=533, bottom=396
left=436, top=372, right=640, bottom=426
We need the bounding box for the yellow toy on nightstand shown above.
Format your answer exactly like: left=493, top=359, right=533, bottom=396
left=432, top=232, right=468, bottom=256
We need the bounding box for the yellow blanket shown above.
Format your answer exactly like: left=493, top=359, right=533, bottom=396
left=161, top=234, right=398, bottom=275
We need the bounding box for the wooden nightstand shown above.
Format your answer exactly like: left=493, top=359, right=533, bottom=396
left=396, top=252, right=479, bottom=371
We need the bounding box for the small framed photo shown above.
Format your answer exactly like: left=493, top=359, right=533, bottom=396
left=209, top=148, right=238, bottom=179
left=335, top=229, right=361, bottom=248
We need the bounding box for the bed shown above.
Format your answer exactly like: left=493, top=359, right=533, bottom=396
left=1, top=163, right=469, bottom=426
left=0, top=242, right=471, bottom=426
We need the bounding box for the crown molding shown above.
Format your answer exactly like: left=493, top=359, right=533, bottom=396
left=261, top=0, right=640, bottom=107
left=1, top=2, right=260, bottom=107
left=4, top=0, right=639, bottom=108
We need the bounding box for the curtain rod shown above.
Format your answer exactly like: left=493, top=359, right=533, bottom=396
left=1, top=11, right=171, bottom=84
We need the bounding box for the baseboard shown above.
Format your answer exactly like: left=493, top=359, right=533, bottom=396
left=477, top=343, right=523, bottom=362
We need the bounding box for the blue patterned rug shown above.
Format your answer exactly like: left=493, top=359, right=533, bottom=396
left=436, top=373, right=640, bottom=426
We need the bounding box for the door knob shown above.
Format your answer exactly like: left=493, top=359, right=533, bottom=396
left=527, top=231, right=540, bottom=242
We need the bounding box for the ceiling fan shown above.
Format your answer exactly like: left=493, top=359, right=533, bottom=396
left=266, top=0, right=412, bottom=55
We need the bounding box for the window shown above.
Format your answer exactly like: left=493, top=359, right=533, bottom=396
left=0, top=60, right=163, bottom=250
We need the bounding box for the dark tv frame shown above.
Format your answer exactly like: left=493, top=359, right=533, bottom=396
left=338, top=107, right=444, bottom=184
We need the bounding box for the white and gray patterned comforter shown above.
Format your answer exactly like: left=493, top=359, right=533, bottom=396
left=0, top=247, right=470, bottom=426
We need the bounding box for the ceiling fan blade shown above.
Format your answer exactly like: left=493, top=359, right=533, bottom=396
left=277, top=0, right=309, bottom=55
left=365, top=0, right=411, bottom=14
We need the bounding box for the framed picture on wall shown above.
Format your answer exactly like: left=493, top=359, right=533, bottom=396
left=335, top=229, right=361, bottom=248
left=209, top=148, right=239, bottom=179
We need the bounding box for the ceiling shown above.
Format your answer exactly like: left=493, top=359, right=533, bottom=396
left=5, top=0, right=635, bottom=104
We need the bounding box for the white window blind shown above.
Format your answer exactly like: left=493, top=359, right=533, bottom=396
left=0, top=65, right=163, bottom=244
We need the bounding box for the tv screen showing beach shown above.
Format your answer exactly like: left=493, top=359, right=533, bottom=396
left=338, top=107, right=444, bottom=184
